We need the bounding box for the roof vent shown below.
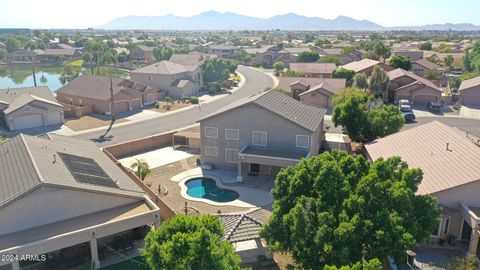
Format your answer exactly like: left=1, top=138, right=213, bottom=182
left=446, top=143, right=451, bottom=152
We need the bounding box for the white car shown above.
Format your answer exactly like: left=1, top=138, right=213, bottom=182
left=398, top=99, right=412, bottom=112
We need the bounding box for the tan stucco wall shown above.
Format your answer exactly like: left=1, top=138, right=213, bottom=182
left=300, top=90, right=332, bottom=108
left=0, top=186, right=140, bottom=235
left=131, top=68, right=201, bottom=99
left=199, top=103, right=323, bottom=171
left=4, top=101, right=64, bottom=131
left=460, top=86, right=480, bottom=106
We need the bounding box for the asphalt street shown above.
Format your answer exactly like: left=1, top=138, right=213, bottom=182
left=73, top=66, right=275, bottom=146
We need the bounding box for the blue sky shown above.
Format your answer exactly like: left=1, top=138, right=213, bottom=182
left=0, top=0, right=479, bottom=29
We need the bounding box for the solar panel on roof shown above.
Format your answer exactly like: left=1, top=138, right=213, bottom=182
left=58, top=152, right=119, bottom=188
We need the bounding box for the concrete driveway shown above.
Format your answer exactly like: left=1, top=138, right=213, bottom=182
left=459, top=105, right=480, bottom=119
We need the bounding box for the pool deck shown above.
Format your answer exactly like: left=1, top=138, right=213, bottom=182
left=143, top=158, right=274, bottom=215
left=174, top=167, right=274, bottom=208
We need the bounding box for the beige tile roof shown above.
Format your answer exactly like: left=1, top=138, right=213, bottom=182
left=365, top=121, right=480, bottom=195
left=459, top=75, right=480, bottom=91
left=56, top=75, right=156, bottom=100
left=199, top=89, right=325, bottom=132
left=341, top=59, right=380, bottom=72
left=277, top=77, right=346, bottom=92
left=131, top=60, right=191, bottom=74
left=299, top=81, right=343, bottom=96
left=0, top=86, right=56, bottom=103
left=38, top=48, right=78, bottom=56
left=388, top=68, right=441, bottom=91
left=0, top=134, right=145, bottom=207
left=3, top=93, right=63, bottom=114
left=413, top=58, right=440, bottom=70
left=289, top=63, right=337, bottom=75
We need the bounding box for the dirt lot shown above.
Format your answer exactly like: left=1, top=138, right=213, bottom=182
left=149, top=101, right=192, bottom=113
left=65, top=115, right=129, bottom=131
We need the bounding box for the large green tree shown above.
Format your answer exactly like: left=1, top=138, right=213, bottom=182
left=352, top=73, right=368, bottom=90
left=389, top=56, right=412, bottom=70
left=368, top=66, right=389, bottom=99
left=332, top=88, right=404, bottom=142
left=261, top=150, right=440, bottom=269
left=298, top=51, right=320, bottom=63
left=324, top=259, right=383, bottom=270
left=202, top=58, right=237, bottom=82
left=142, top=215, right=243, bottom=270
left=332, top=68, right=356, bottom=82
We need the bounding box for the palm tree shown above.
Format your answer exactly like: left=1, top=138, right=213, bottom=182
left=368, top=66, right=390, bottom=100
left=130, top=159, right=151, bottom=181
left=125, top=40, right=135, bottom=67
left=99, top=51, right=117, bottom=141
left=25, top=41, right=37, bottom=87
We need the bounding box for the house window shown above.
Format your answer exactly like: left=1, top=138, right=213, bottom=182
left=443, top=217, right=450, bottom=236
left=225, top=148, right=239, bottom=163
left=252, top=131, right=267, bottom=146
left=23, top=106, right=32, bottom=112
left=225, top=129, right=239, bottom=140
left=78, top=99, right=83, bottom=105
left=148, top=75, right=153, bottom=81
left=432, top=219, right=441, bottom=237
left=296, top=135, right=310, bottom=148
left=204, top=146, right=218, bottom=156
left=204, top=127, right=218, bottom=138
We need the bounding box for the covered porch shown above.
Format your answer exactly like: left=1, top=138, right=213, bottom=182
left=236, top=146, right=308, bottom=181
left=459, top=202, right=480, bottom=256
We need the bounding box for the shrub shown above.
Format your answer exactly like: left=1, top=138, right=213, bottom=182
left=154, top=101, right=160, bottom=109
left=190, top=96, right=199, bottom=104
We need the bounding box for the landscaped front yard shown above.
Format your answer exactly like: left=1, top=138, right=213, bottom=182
left=64, top=115, right=129, bottom=131
left=148, top=101, right=192, bottom=113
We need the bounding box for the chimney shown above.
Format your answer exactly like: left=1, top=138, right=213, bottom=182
left=53, top=154, right=57, bottom=163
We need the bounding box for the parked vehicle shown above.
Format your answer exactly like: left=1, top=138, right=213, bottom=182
left=398, top=99, right=412, bottom=112
left=402, top=111, right=416, bottom=122
left=427, top=102, right=442, bottom=113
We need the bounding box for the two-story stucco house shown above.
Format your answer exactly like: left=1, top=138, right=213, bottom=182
left=198, top=89, right=326, bottom=181
left=131, top=54, right=204, bottom=99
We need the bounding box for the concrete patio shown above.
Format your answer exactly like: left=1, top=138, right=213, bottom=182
left=119, top=146, right=193, bottom=169
left=143, top=158, right=274, bottom=215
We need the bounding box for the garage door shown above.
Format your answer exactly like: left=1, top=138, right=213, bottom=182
left=46, top=112, right=61, bottom=126
left=12, top=114, right=43, bottom=130
left=414, top=95, right=437, bottom=104
left=113, top=101, right=130, bottom=113
left=461, top=95, right=480, bottom=106
left=146, top=93, right=156, bottom=104
left=131, top=99, right=141, bottom=110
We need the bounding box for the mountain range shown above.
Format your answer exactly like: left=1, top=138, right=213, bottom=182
left=99, top=11, right=480, bottom=31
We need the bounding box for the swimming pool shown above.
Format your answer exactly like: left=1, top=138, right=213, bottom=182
left=185, top=177, right=239, bottom=203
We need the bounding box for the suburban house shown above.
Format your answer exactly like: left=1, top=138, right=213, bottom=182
left=364, top=121, right=480, bottom=256
left=392, top=49, right=424, bottom=61
left=289, top=63, right=337, bottom=78
left=198, top=89, right=326, bottom=180
left=6, top=49, right=39, bottom=64
left=56, top=75, right=159, bottom=115
left=277, top=77, right=346, bottom=108
left=253, top=46, right=305, bottom=68
left=36, top=48, right=81, bottom=63
left=341, top=59, right=394, bottom=76
left=411, top=58, right=442, bottom=77
left=314, top=47, right=342, bottom=56
left=387, top=68, right=443, bottom=104
left=208, top=44, right=239, bottom=58
left=0, top=86, right=64, bottom=131
left=458, top=76, right=480, bottom=106
left=339, top=50, right=365, bottom=65
left=130, top=45, right=155, bottom=63
left=130, top=54, right=204, bottom=99
left=0, top=134, right=161, bottom=270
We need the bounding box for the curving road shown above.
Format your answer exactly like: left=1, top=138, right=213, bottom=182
left=73, top=66, right=274, bottom=146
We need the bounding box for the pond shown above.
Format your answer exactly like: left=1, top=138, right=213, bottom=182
left=0, top=65, right=130, bottom=92
left=185, top=177, right=240, bottom=203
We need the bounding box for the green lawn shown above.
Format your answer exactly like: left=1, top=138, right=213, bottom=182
left=100, top=256, right=149, bottom=270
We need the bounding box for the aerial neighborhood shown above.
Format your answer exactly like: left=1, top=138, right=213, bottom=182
left=2, top=3, right=480, bottom=270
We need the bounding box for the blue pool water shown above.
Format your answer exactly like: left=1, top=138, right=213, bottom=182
left=186, top=178, right=239, bottom=203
